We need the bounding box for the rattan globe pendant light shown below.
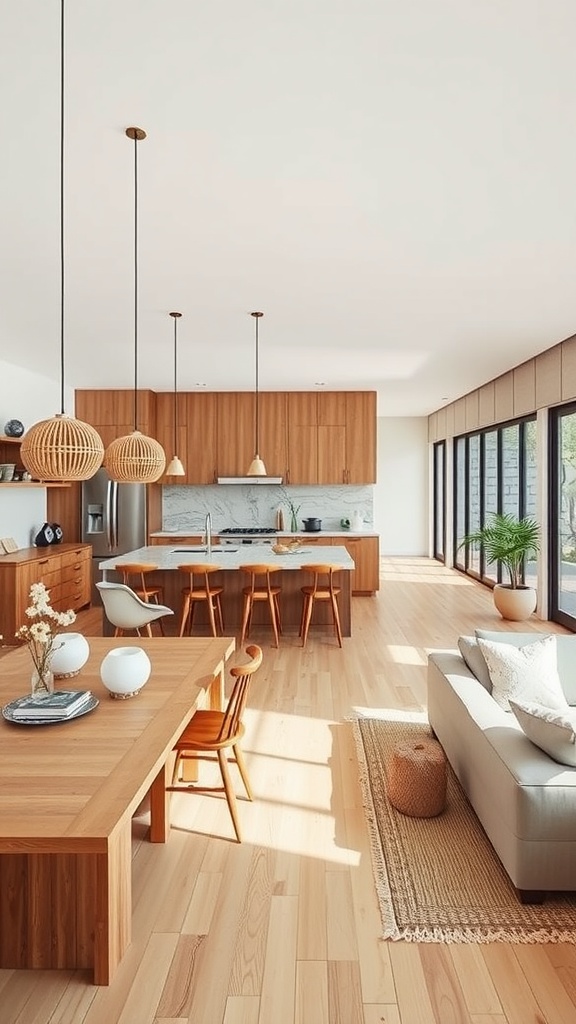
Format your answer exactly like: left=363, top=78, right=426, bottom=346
left=103, top=127, right=166, bottom=483
left=20, top=0, right=104, bottom=482
left=165, top=311, right=185, bottom=476
left=246, top=311, right=267, bottom=476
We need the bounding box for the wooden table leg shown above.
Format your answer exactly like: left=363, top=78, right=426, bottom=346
left=149, top=760, right=173, bottom=843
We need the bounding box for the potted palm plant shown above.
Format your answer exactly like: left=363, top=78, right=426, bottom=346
left=459, top=512, right=540, bottom=620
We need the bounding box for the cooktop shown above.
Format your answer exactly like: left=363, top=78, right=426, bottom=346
left=219, top=527, right=277, bottom=535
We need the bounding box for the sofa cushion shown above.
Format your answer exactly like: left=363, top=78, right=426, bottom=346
left=509, top=699, right=576, bottom=767
left=476, top=634, right=568, bottom=713
left=475, top=629, right=576, bottom=704
left=457, top=636, right=492, bottom=691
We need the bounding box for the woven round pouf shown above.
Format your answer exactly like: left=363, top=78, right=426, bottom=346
left=387, top=737, right=447, bottom=818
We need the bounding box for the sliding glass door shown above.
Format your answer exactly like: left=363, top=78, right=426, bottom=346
left=433, top=441, right=446, bottom=562
left=454, top=416, right=537, bottom=589
left=550, top=405, right=576, bottom=628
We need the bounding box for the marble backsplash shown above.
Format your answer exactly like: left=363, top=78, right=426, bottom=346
left=162, top=484, right=374, bottom=533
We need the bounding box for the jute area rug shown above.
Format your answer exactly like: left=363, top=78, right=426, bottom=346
left=351, top=711, right=576, bottom=943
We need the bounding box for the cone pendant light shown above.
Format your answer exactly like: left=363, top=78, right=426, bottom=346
left=165, top=311, right=185, bottom=476
left=104, top=127, right=166, bottom=483
left=246, top=311, right=267, bottom=476
left=20, top=0, right=104, bottom=482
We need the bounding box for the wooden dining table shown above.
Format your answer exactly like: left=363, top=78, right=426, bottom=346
left=0, top=634, right=235, bottom=985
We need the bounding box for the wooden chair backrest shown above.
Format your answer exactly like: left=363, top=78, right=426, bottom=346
left=241, top=564, right=281, bottom=595
left=301, top=563, right=340, bottom=595
left=218, top=644, right=263, bottom=743
left=177, top=563, right=222, bottom=591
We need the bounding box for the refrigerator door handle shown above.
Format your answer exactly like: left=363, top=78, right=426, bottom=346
left=111, top=481, right=119, bottom=550
left=105, top=480, right=113, bottom=551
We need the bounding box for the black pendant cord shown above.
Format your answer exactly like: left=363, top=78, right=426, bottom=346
left=251, top=311, right=263, bottom=455
left=173, top=314, right=178, bottom=453
left=133, top=133, right=139, bottom=432
left=59, top=0, right=65, bottom=415
left=254, top=315, right=259, bottom=454
left=169, top=311, right=180, bottom=452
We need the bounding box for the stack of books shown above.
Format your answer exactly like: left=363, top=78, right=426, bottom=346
left=11, top=690, right=92, bottom=720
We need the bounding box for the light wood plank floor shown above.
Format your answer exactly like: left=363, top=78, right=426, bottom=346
left=3, top=557, right=576, bottom=1024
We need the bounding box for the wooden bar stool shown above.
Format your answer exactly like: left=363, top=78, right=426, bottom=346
left=116, top=562, right=166, bottom=634
left=300, top=563, right=343, bottom=648
left=240, top=564, right=282, bottom=648
left=178, top=564, right=224, bottom=637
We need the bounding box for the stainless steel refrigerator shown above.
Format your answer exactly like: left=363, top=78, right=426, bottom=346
left=81, top=467, right=148, bottom=597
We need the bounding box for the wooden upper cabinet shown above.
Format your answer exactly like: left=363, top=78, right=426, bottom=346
left=258, top=392, right=288, bottom=479
left=216, top=393, right=255, bottom=477
left=74, top=388, right=376, bottom=486
left=186, top=393, right=218, bottom=484
left=317, top=392, right=347, bottom=484
left=345, top=391, right=377, bottom=483
left=75, top=389, right=156, bottom=436
left=287, top=393, right=318, bottom=484
left=154, top=392, right=188, bottom=484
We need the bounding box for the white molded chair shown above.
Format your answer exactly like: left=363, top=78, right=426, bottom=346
left=96, top=581, right=174, bottom=637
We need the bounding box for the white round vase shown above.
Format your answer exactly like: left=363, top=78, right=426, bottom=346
left=100, top=646, right=151, bottom=699
left=51, top=632, right=90, bottom=679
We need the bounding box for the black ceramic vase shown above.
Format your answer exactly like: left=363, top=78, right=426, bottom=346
left=35, top=523, right=55, bottom=547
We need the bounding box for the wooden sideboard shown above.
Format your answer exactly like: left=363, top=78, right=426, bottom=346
left=0, top=543, right=91, bottom=644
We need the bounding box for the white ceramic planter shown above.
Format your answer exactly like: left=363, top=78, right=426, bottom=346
left=493, top=584, right=537, bottom=621
left=51, top=632, right=90, bottom=679
left=100, top=646, right=151, bottom=699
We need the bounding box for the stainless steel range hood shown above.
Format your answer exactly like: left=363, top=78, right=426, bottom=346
left=216, top=476, right=283, bottom=485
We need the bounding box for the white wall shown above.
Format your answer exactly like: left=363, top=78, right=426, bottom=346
left=0, top=359, right=74, bottom=548
left=374, top=416, right=429, bottom=555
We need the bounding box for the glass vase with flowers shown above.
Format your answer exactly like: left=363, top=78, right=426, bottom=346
left=15, top=582, right=76, bottom=701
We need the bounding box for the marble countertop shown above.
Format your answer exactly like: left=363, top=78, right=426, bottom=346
left=149, top=530, right=378, bottom=538
left=99, top=543, right=356, bottom=572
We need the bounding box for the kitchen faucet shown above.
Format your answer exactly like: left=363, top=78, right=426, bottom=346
left=204, top=512, right=212, bottom=557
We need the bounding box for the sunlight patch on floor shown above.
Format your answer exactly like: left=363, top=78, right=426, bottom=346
left=380, top=570, right=474, bottom=585
left=385, top=644, right=426, bottom=666
left=166, top=706, right=363, bottom=867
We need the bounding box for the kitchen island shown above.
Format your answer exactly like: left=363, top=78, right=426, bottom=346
left=99, top=543, right=356, bottom=637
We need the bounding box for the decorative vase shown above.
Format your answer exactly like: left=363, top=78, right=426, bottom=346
left=100, top=646, right=151, bottom=699
left=290, top=511, right=298, bottom=533
left=31, top=667, right=55, bottom=701
left=34, top=523, right=55, bottom=547
left=51, top=632, right=90, bottom=679
left=493, top=584, right=537, bottom=621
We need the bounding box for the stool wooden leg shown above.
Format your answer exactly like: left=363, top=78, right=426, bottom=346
left=206, top=595, right=218, bottom=637
left=331, top=593, right=343, bottom=647
left=267, top=592, right=279, bottom=648
left=301, top=595, right=315, bottom=647
left=179, top=595, right=191, bottom=637
left=215, top=594, right=224, bottom=633
left=274, top=594, right=283, bottom=634
left=240, top=594, right=252, bottom=645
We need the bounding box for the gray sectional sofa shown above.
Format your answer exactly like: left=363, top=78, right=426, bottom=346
left=427, top=630, right=576, bottom=899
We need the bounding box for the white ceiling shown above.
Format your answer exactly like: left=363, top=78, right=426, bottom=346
left=2, top=1, right=576, bottom=417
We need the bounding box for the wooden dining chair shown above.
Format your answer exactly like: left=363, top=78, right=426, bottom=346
left=177, top=563, right=224, bottom=637
left=240, top=564, right=282, bottom=648
left=168, top=644, right=263, bottom=842
left=299, top=563, right=343, bottom=647
left=116, top=562, right=166, bottom=634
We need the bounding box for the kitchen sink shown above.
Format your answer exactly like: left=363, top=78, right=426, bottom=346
left=172, top=547, right=239, bottom=553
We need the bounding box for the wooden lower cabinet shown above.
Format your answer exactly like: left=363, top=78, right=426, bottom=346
left=259, top=534, right=380, bottom=595
left=0, top=544, right=92, bottom=644
left=339, top=536, right=380, bottom=594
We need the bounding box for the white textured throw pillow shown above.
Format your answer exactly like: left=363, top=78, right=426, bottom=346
left=476, top=634, right=568, bottom=713
left=509, top=699, right=576, bottom=767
